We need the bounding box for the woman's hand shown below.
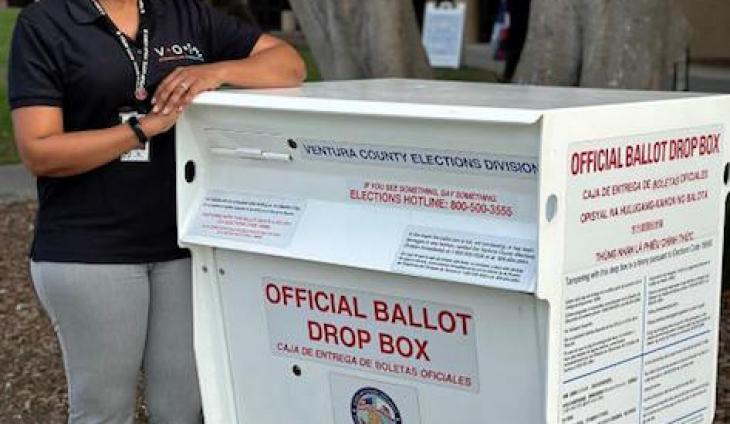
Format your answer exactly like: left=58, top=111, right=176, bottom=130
left=151, top=64, right=225, bottom=115
left=139, top=109, right=181, bottom=138
left=151, top=34, right=306, bottom=116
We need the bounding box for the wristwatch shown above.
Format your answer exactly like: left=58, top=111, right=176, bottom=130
left=127, top=116, right=149, bottom=145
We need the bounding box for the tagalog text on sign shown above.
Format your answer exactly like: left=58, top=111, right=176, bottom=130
left=559, top=125, right=724, bottom=424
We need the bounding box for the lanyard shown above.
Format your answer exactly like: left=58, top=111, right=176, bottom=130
left=90, top=0, right=150, bottom=102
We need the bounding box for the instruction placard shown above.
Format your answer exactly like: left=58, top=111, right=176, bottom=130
left=393, top=226, right=536, bottom=292
left=187, top=190, right=306, bottom=247
left=262, top=277, right=479, bottom=392
left=559, top=126, right=724, bottom=424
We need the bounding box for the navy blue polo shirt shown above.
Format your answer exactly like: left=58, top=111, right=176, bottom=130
left=9, top=0, right=261, bottom=263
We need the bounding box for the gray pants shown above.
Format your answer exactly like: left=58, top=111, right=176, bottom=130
left=30, top=258, right=202, bottom=424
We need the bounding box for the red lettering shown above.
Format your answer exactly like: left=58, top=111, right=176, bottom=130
left=294, top=287, right=307, bottom=308
left=571, top=152, right=581, bottom=176
left=308, top=320, right=322, bottom=341
left=396, top=336, right=413, bottom=358
left=379, top=333, right=394, bottom=355
left=414, top=338, right=430, bottom=361
left=378, top=333, right=430, bottom=362
left=438, top=311, right=456, bottom=333
left=329, top=292, right=336, bottom=312
left=456, top=312, right=473, bottom=336
left=338, top=296, right=353, bottom=316
left=391, top=303, right=407, bottom=325
left=282, top=285, right=294, bottom=305
left=323, top=323, right=338, bottom=344
left=307, top=289, right=314, bottom=310
left=407, top=306, right=423, bottom=328
left=340, top=326, right=356, bottom=347
left=422, top=309, right=438, bottom=331
left=314, top=291, right=329, bottom=312
left=357, top=329, right=371, bottom=349
left=373, top=300, right=388, bottom=322
left=264, top=283, right=280, bottom=304
left=309, top=321, right=372, bottom=349
left=353, top=298, right=368, bottom=319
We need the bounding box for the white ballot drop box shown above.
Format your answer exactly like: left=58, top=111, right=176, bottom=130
left=176, top=79, right=730, bottom=424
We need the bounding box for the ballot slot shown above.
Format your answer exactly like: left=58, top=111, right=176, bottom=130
left=205, top=127, right=292, bottom=161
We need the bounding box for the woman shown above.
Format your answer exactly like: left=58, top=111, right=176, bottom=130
left=8, top=0, right=305, bottom=421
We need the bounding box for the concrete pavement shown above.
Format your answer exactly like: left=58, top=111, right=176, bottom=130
left=0, top=164, right=35, bottom=203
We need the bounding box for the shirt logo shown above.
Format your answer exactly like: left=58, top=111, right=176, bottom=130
left=351, top=387, right=402, bottom=424
left=154, top=42, right=204, bottom=63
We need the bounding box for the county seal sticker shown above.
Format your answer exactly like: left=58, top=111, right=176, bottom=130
left=330, top=374, right=421, bottom=424
left=351, top=387, right=402, bottom=424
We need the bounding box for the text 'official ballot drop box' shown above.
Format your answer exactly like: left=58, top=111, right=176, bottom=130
left=176, top=79, right=730, bottom=424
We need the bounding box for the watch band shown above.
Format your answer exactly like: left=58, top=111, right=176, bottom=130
left=127, top=116, right=149, bottom=145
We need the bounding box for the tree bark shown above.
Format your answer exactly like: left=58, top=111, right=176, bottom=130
left=514, top=0, right=690, bottom=90
left=289, top=0, right=432, bottom=80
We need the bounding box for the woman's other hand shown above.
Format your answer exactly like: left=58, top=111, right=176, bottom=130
left=151, top=64, right=224, bottom=115
left=139, top=108, right=181, bottom=138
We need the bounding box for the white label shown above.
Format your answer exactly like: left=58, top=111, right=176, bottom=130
left=297, top=139, right=539, bottom=179
left=188, top=190, right=305, bottom=247
left=393, top=226, right=536, bottom=292
left=422, top=1, right=466, bottom=68
left=262, top=277, right=479, bottom=392
left=559, top=126, right=723, bottom=424
left=330, top=374, right=421, bottom=424
left=120, top=142, right=150, bottom=162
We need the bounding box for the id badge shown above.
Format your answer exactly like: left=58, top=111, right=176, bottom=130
left=119, top=110, right=150, bottom=162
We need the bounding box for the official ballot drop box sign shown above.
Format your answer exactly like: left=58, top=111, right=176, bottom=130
left=176, top=79, right=730, bottom=424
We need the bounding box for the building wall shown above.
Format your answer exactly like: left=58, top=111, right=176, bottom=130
left=680, top=0, right=730, bottom=61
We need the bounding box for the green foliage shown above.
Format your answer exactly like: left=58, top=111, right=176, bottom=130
left=0, top=8, right=20, bottom=165
left=299, top=48, right=321, bottom=82
left=433, top=67, right=500, bottom=83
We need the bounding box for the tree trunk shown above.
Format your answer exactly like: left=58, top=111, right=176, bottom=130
left=514, top=0, right=690, bottom=90
left=289, top=0, right=433, bottom=80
